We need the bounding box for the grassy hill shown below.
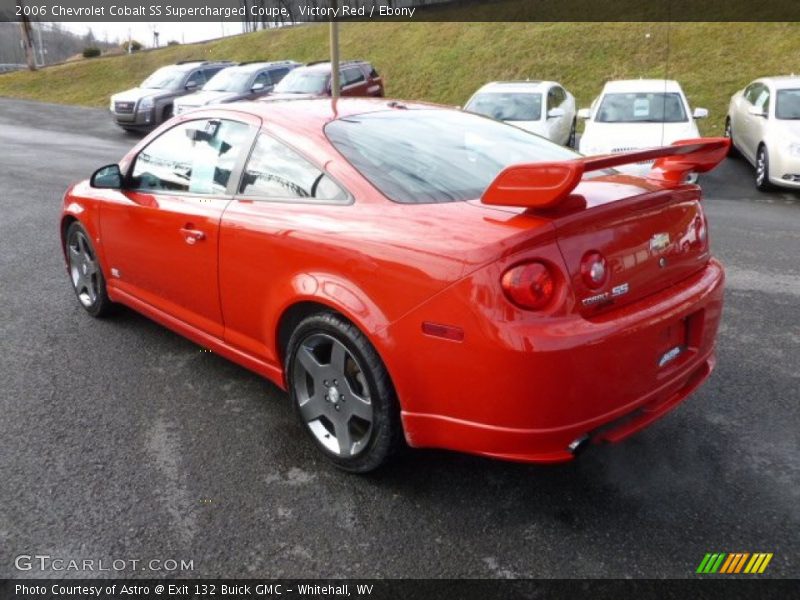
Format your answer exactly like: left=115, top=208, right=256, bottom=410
left=1, top=22, right=798, bottom=135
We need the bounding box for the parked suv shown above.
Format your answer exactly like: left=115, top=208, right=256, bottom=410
left=109, top=60, right=234, bottom=131
left=174, top=60, right=300, bottom=116
left=267, top=60, right=384, bottom=99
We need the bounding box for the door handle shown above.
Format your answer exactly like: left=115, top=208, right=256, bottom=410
left=180, top=227, right=205, bottom=245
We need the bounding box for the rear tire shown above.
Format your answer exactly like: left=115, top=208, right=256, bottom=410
left=286, top=312, right=403, bottom=473
left=755, top=145, right=774, bottom=192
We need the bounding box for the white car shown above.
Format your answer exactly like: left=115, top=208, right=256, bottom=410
left=578, top=79, right=708, bottom=177
left=725, top=76, right=800, bottom=191
left=463, top=81, right=577, bottom=146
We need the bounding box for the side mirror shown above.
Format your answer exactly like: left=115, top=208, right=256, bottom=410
left=577, top=108, right=592, bottom=120
left=547, top=107, right=566, bottom=119
left=747, top=105, right=766, bottom=118
left=692, top=107, right=709, bottom=119
left=251, top=82, right=266, bottom=92
left=90, top=164, right=122, bottom=189
left=185, top=81, right=199, bottom=91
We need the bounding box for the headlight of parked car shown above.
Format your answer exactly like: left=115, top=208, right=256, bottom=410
left=138, top=97, right=154, bottom=112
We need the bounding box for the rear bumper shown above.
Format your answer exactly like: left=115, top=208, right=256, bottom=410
left=392, top=258, right=725, bottom=463
left=402, top=349, right=715, bottom=464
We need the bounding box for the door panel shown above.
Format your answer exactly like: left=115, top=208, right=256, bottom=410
left=102, top=193, right=230, bottom=336
left=101, top=117, right=258, bottom=337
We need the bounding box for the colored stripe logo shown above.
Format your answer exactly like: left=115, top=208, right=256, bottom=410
left=696, top=552, right=773, bottom=574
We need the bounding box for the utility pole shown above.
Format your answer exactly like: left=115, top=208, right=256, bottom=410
left=18, top=2, right=37, bottom=71
left=329, top=0, right=340, bottom=99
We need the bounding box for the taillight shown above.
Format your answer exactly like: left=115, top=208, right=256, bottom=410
left=580, top=251, right=609, bottom=289
left=501, top=261, right=556, bottom=310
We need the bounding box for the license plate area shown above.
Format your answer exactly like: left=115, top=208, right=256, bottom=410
left=657, top=310, right=704, bottom=371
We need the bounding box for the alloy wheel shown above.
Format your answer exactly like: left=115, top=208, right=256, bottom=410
left=756, top=149, right=766, bottom=187
left=291, top=333, right=373, bottom=458
left=68, top=230, right=99, bottom=308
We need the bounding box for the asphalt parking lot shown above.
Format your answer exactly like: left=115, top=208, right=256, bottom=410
left=0, top=97, right=798, bottom=579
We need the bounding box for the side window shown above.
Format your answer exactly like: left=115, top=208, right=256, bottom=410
left=343, top=67, right=365, bottom=87
left=130, top=119, right=252, bottom=195
left=253, top=71, right=272, bottom=88
left=239, top=134, right=347, bottom=202
left=186, top=70, right=205, bottom=88
left=203, top=66, right=225, bottom=80
left=744, top=84, right=760, bottom=104
left=754, top=87, right=770, bottom=113
left=547, top=88, right=558, bottom=110
left=270, top=67, right=290, bottom=83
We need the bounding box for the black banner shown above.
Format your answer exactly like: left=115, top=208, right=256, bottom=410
left=2, top=580, right=800, bottom=600
left=1, top=0, right=800, bottom=23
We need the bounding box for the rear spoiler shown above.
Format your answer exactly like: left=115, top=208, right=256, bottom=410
left=481, top=138, right=730, bottom=209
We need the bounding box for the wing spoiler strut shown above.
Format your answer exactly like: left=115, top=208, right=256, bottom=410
left=481, top=138, right=730, bottom=209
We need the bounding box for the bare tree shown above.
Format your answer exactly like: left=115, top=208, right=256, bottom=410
left=17, top=2, right=37, bottom=71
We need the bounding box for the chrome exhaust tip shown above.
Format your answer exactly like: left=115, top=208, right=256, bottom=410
left=568, top=435, right=591, bottom=455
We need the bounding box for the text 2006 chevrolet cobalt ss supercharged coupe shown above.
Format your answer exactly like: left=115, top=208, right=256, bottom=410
left=61, top=98, right=728, bottom=472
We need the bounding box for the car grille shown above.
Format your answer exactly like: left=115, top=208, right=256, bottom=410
left=611, top=146, right=655, bottom=166
left=114, top=101, right=135, bottom=114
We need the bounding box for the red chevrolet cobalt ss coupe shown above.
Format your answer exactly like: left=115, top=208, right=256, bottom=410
left=61, top=98, right=727, bottom=472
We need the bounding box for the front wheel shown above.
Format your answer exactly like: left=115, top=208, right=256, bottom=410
left=755, top=145, right=774, bottom=192
left=286, top=312, right=402, bottom=472
left=65, top=222, right=114, bottom=317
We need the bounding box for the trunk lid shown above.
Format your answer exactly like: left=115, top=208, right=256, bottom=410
left=553, top=177, right=710, bottom=316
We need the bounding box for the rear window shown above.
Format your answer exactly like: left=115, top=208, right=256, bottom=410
left=325, top=109, right=578, bottom=204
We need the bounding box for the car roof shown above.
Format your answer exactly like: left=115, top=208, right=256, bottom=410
left=474, top=81, right=555, bottom=93
left=756, top=75, right=800, bottom=89
left=299, top=60, right=369, bottom=73
left=601, top=79, right=684, bottom=94
left=218, top=97, right=441, bottom=134
left=233, top=60, right=299, bottom=73
left=170, top=61, right=234, bottom=72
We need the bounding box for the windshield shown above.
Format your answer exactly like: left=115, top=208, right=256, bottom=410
left=595, top=92, right=688, bottom=123
left=203, top=69, right=251, bottom=93
left=140, top=67, right=185, bottom=90
left=325, top=109, right=579, bottom=204
left=274, top=70, right=328, bottom=94
left=465, top=92, right=543, bottom=121
left=776, top=89, right=800, bottom=120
